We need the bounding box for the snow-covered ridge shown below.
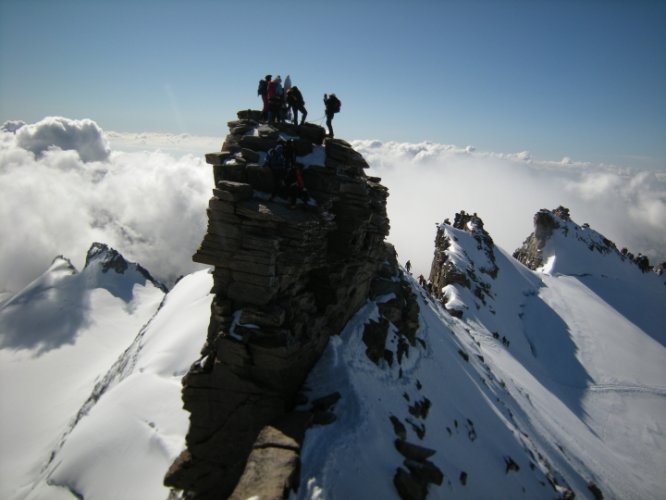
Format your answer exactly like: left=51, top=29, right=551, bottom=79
left=297, top=209, right=666, bottom=499
left=83, top=242, right=168, bottom=293
left=0, top=244, right=171, bottom=500
left=0, top=243, right=167, bottom=354
left=514, top=205, right=663, bottom=279
left=29, top=269, right=213, bottom=500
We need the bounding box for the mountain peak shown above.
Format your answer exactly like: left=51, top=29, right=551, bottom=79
left=50, top=254, right=78, bottom=274
left=84, top=242, right=128, bottom=273
left=83, top=242, right=167, bottom=293
left=514, top=205, right=660, bottom=277
left=428, top=211, right=499, bottom=317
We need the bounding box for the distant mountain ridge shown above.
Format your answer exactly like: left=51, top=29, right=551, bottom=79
left=84, top=241, right=168, bottom=294
left=0, top=242, right=166, bottom=353
left=0, top=243, right=168, bottom=499
left=514, top=205, right=664, bottom=278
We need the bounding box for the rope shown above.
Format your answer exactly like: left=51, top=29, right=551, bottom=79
left=309, top=115, right=326, bottom=126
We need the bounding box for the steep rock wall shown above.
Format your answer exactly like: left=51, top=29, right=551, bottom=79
left=165, top=111, right=391, bottom=498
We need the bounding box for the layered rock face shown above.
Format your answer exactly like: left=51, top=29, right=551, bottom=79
left=164, top=111, right=391, bottom=498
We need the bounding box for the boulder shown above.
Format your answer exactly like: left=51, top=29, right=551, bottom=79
left=237, top=109, right=262, bottom=121
left=239, top=135, right=276, bottom=152
left=214, top=181, right=253, bottom=202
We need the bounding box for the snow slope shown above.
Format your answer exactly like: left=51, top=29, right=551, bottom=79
left=296, top=218, right=666, bottom=499
left=23, top=269, right=213, bottom=500
left=0, top=248, right=167, bottom=499
left=0, top=244, right=211, bottom=498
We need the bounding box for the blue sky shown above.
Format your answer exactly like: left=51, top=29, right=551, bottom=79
left=1, top=0, right=665, bottom=169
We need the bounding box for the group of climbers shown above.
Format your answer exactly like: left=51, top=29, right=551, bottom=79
left=257, top=74, right=340, bottom=137
left=257, top=75, right=344, bottom=209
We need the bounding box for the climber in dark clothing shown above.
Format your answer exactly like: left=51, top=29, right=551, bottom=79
left=323, top=93, right=341, bottom=138
left=266, top=141, right=287, bottom=200
left=267, top=76, right=284, bottom=124
left=285, top=164, right=309, bottom=209
left=286, top=86, right=308, bottom=126
left=257, top=74, right=271, bottom=121
left=284, top=139, right=296, bottom=169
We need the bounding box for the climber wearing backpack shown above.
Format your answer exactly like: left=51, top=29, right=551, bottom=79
left=266, top=140, right=287, bottom=200
left=286, top=86, right=308, bottom=126
left=267, top=76, right=284, bottom=124
left=323, top=93, right=341, bottom=138
left=257, top=75, right=271, bottom=122
left=285, top=164, right=309, bottom=209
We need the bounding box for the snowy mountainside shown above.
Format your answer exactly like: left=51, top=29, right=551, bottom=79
left=0, top=244, right=169, bottom=499
left=514, top=206, right=661, bottom=278
left=296, top=211, right=666, bottom=499
left=0, top=243, right=166, bottom=354
left=514, top=206, right=665, bottom=346
left=26, top=269, right=213, bottom=500
left=1, top=210, right=664, bottom=499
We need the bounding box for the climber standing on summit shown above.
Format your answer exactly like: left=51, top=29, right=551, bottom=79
left=267, top=76, right=284, bottom=124
left=258, top=75, right=271, bottom=122
left=323, top=93, right=341, bottom=138
left=286, top=85, right=308, bottom=126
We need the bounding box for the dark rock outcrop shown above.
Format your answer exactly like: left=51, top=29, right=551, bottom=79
left=164, top=112, right=391, bottom=498
left=393, top=440, right=444, bottom=500
left=363, top=249, right=421, bottom=367
left=512, top=209, right=563, bottom=270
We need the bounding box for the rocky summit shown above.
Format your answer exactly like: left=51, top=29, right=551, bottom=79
left=164, top=111, right=393, bottom=498
left=428, top=211, right=498, bottom=318
left=513, top=205, right=664, bottom=275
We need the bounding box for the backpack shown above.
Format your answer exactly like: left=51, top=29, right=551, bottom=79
left=266, top=144, right=286, bottom=170
left=286, top=87, right=299, bottom=106
left=329, top=95, right=341, bottom=113
left=258, top=79, right=268, bottom=96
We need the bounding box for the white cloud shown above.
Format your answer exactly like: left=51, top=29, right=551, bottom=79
left=15, top=117, right=111, bottom=162
left=0, top=118, right=213, bottom=292
left=1, top=120, right=26, bottom=134
left=105, top=130, right=221, bottom=156
left=354, top=139, right=666, bottom=279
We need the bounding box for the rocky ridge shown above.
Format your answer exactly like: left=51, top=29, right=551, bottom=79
left=428, top=211, right=499, bottom=318
left=164, top=111, right=393, bottom=498
left=84, top=242, right=168, bottom=293
left=514, top=205, right=664, bottom=275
